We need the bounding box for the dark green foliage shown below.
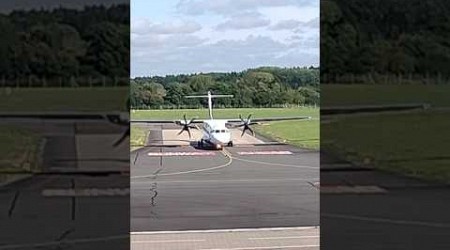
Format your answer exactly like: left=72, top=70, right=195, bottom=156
left=131, top=67, right=320, bottom=109
left=322, top=0, right=450, bottom=83
left=0, top=4, right=129, bottom=86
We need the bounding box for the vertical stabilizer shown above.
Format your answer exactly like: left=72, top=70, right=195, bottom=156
left=207, top=91, right=213, bottom=119
left=185, top=91, right=234, bottom=120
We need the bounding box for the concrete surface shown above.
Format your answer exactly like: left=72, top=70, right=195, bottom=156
left=131, top=227, right=319, bottom=250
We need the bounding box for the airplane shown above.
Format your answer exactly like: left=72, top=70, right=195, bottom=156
left=131, top=91, right=311, bottom=150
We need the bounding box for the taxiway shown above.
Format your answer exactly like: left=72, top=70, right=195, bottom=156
left=130, top=124, right=320, bottom=249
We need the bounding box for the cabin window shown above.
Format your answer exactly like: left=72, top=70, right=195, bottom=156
left=221, top=130, right=226, bottom=133
left=214, top=130, right=220, bottom=133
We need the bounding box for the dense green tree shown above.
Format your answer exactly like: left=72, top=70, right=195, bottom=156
left=322, top=0, right=450, bottom=83
left=131, top=67, right=320, bottom=108
left=0, top=4, right=129, bottom=86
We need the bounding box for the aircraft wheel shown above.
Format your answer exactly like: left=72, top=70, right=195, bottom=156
left=228, top=141, right=234, bottom=147
left=198, top=139, right=204, bottom=148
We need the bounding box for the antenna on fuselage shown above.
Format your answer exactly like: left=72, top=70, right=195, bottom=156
left=185, top=90, right=234, bottom=120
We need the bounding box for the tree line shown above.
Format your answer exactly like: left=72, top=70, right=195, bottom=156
left=321, top=0, right=450, bottom=84
left=0, top=4, right=129, bottom=87
left=131, top=67, right=319, bottom=109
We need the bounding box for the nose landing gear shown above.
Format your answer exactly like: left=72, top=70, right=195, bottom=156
left=227, top=141, right=234, bottom=147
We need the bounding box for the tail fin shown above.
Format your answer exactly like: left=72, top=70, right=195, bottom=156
left=185, top=91, right=233, bottom=119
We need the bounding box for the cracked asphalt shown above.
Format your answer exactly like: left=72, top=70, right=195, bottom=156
left=0, top=119, right=129, bottom=249
left=131, top=128, right=320, bottom=232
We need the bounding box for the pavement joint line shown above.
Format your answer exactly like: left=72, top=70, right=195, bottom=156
left=131, top=226, right=319, bottom=235
left=198, top=245, right=320, bottom=250
left=249, top=236, right=319, bottom=240
left=132, top=239, right=206, bottom=244
left=0, top=235, right=127, bottom=250
left=131, top=178, right=316, bottom=184
left=322, top=213, right=450, bottom=228
left=320, top=185, right=387, bottom=194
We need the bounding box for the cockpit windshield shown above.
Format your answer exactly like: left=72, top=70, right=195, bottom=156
left=212, top=129, right=228, bottom=133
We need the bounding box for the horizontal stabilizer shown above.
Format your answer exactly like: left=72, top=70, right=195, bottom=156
left=185, top=95, right=234, bottom=98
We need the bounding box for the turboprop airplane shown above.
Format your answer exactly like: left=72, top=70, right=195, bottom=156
left=131, top=91, right=311, bottom=150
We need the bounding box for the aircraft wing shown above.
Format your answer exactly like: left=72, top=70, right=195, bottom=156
left=226, top=116, right=311, bottom=123
left=130, top=119, right=204, bottom=124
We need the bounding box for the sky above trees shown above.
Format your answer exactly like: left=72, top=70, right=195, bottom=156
left=131, top=0, right=319, bottom=77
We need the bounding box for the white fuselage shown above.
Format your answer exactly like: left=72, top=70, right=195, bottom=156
left=201, top=119, right=231, bottom=147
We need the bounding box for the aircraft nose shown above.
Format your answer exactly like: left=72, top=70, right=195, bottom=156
left=216, top=134, right=230, bottom=144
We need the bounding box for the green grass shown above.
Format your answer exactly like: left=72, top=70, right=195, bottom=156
left=130, top=125, right=148, bottom=151
left=322, top=110, right=450, bottom=182
left=255, top=119, right=319, bottom=149
left=0, top=87, right=128, bottom=111
left=322, top=84, right=450, bottom=107
left=132, top=108, right=319, bottom=149
left=0, top=126, right=41, bottom=171
left=322, top=84, right=450, bottom=182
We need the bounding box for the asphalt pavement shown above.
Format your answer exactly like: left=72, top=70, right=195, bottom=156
left=131, top=127, right=320, bottom=233
left=0, top=118, right=129, bottom=249
left=320, top=150, right=450, bottom=250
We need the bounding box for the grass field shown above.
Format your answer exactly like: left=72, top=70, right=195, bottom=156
left=322, top=110, right=450, bottom=182
left=0, top=127, right=41, bottom=171
left=130, top=126, right=148, bottom=151
left=132, top=107, right=319, bottom=149
left=0, top=87, right=128, bottom=111
left=322, top=84, right=450, bottom=107
left=322, top=84, right=450, bottom=182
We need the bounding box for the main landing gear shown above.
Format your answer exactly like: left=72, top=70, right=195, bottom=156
left=197, top=139, right=204, bottom=148
left=227, top=141, right=234, bottom=147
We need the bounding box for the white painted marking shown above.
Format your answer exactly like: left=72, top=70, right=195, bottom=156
left=42, top=188, right=130, bottom=197
left=232, top=156, right=318, bottom=170
left=249, top=236, right=319, bottom=240
left=237, top=151, right=293, bottom=155
left=131, top=151, right=232, bottom=179
left=131, top=226, right=318, bottom=235
left=199, top=245, right=320, bottom=250
left=132, top=239, right=206, bottom=244
left=147, top=152, right=216, bottom=157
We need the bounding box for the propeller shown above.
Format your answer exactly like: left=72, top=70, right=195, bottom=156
left=236, top=114, right=258, bottom=137
left=176, top=114, right=198, bottom=138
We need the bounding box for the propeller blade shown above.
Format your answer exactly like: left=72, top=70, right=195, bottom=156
left=239, top=114, right=244, bottom=122
left=248, top=127, right=255, bottom=136
left=183, top=114, right=187, bottom=124
left=241, top=128, right=246, bottom=137
left=187, top=128, right=192, bottom=138
left=177, top=128, right=184, bottom=135
left=247, top=114, right=252, bottom=121
left=188, top=125, right=198, bottom=129
left=188, top=117, right=196, bottom=125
